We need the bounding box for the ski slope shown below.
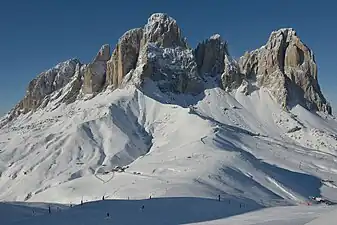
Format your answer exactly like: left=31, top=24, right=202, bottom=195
left=1, top=79, right=337, bottom=224
left=1, top=199, right=336, bottom=225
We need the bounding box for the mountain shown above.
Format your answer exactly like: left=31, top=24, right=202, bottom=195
left=1, top=14, right=331, bottom=124
left=1, top=12, right=337, bottom=224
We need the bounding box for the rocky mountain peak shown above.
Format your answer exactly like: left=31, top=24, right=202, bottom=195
left=106, top=28, right=143, bottom=88
left=5, top=58, right=82, bottom=121
left=142, top=13, right=187, bottom=49
left=105, top=13, right=189, bottom=91
left=194, top=34, right=231, bottom=77
left=210, top=33, right=222, bottom=40
left=94, top=44, right=110, bottom=62
left=239, top=28, right=331, bottom=114
left=83, top=44, right=111, bottom=94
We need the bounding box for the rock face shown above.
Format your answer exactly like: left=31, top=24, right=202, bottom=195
left=221, top=55, right=242, bottom=91
left=62, top=63, right=85, bottom=104
left=83, top=44, right=110, bottom=94
left=106, top=13, right=203, bottom=95
left=238, top=28, right=331, bottom=114
left=138, top=43, right=204, bottom=94
left=142, top=13, right=188, bottom=49
left=194, top=34, right=229, bottom=76
left=194, top=34, right=242, bottom=91
left=133, top=13, right=203, bottom=94
left=106, top=29, right=143, bottom=88
left=16, top=59, right=81, bottom=114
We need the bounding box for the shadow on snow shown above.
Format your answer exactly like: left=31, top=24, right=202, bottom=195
left=212, top=126, right=322, bottom=202
left=12, top=197, right=260, bottom=225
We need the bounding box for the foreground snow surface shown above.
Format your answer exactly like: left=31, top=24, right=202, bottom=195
left=1, top=80, right=337, bottom=224
left=1, top=199, right=336, bottom=225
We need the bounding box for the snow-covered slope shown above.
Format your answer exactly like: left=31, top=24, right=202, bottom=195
left=1, top=79, right=337, bottom=206
left=1, top=197, right=336, bottom=225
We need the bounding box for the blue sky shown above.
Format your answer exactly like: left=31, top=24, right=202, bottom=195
left=0, top=0, right=336, bottom=115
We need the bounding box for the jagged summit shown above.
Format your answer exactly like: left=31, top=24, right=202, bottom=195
left=270, top=27, right=296, bottom=34
left=194, top=34, right=230, bottom=77
left=94, top=44, right=110, bottom=62
left=8, top=58, right=81, bottom=116
left=142, top=12, right=187, bottom=49
left=83, top=44, right=111, bottom=94
left=146, top=13, right=175, bottom=25
left=239, top=27, right=331, bottom=114
left=3, top=14, right=332, bottom=125
left=210, top=34, right=222, bottom=40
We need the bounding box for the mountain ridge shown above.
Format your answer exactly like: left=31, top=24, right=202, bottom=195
left=1, top=13, right=332, bottom=126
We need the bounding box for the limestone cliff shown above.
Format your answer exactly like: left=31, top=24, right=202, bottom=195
left=238, top=28, right=331, bottom=114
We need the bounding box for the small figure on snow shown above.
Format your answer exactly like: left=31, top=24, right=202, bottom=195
left=105, top=212, right=111, bottom=220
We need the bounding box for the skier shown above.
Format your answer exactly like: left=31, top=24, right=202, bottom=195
left=48, top=205, right=51, bottom=214
left=105, top=212, right=110, bottom=220
left=102, top=196, right=105, bottom=200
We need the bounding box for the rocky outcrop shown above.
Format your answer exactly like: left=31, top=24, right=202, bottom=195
left=132, top=13, right=203, bottom=94
left=238, top=28, right=331, bottom=114
left=221, top=55, right=242, bottom=91
left=136, top=43, right=204, bottom=94
left=194, top=34, right=242, bottom=91
left=1, top=59, right=83, bottom=125
left=141, top=13, right=188, bottom=49
left=105, top=13, right=203, bottom=95
left=83, top=44, right=110, bottom=94
left=61, top=64, right=85, bottom=104
left=94, top=44, right=110, bottom=62
left=106, top=13, right=189, bottom=90
left=17, top=59, right=81, bottom=114
left=194, top=34, right=229, bottom=76
left=106, top=29, right=143, bottom=88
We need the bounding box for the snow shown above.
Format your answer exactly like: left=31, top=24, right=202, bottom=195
left=1, top=75, right=337, bottom=224
left=144, top=13, right=176, bottom=37
left=146, top=13, right=175, bottom=27
left=141, top=43, right=202, bottom=94
left=306, top=208, right=337, bottom=225
left=210, top=34, right=221, bottom=40
left=1, top=199, right=336, bottom=225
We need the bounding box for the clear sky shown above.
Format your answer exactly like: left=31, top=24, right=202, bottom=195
left=0, top=0, right=336, bottom=115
